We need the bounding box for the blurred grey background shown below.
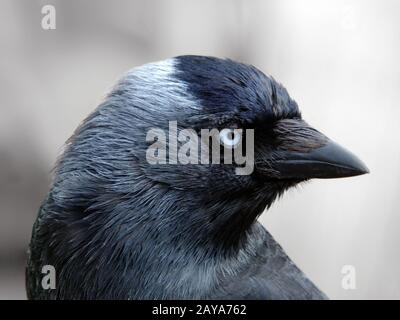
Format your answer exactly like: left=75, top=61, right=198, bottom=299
left=0, top=0, right=399, bottom=299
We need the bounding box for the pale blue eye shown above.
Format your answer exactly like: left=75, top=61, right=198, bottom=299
left=219, top=129, right=241, bottom=148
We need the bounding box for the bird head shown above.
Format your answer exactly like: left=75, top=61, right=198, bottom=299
left=54, top=55, right=368, bottom=248
left=133, top=56, right=368, bottom=199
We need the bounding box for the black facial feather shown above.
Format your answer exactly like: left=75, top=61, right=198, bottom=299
left=175, top=55, right=301, bottom=128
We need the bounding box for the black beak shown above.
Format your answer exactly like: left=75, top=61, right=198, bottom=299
left=260, top=119, right=369, bottom=180
left=273, top=140, right=369, bottom=179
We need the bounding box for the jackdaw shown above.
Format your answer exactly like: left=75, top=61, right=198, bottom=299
left=26, top=55, right=368, bottom=299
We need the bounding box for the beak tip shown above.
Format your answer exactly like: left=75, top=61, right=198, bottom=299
left=343, top=151, right=369, bottom=177
left=355, top=162, right=369, bottom=176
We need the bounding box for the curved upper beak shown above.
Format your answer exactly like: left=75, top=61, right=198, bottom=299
left=273, top=139, right=369, bottom=179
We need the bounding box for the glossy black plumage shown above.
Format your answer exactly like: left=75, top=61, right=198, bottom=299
left=26, top=56, right=367, bottom=299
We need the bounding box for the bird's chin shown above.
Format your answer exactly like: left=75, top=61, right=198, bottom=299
left=255, top=167, right=306, bottom=187
left=253, top=172, right=307, bottom=204
left=271, top=177, right=307, bottom=191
